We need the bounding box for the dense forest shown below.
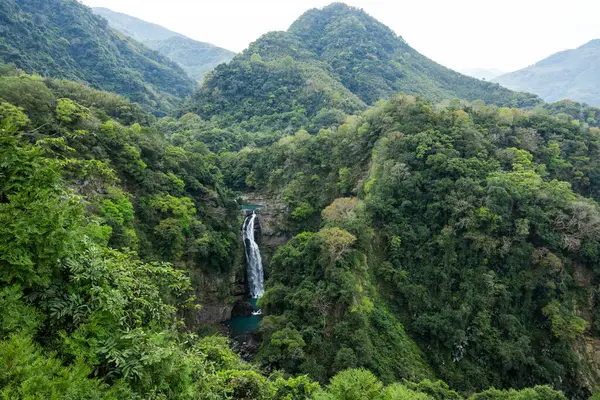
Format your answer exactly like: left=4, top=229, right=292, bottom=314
left=1, top=61, right=579, bottom=399
left=227, top=96, right=600, bottom=397
left=2, top=1, right=600, bottom=399
left=0, top=0, right=196, bottom=114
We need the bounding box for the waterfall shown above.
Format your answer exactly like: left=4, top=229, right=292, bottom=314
left=242, top=211, right=264, bottom=299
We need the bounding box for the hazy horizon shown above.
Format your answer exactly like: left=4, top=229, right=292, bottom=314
left=79, top=0, right=600, bottom=73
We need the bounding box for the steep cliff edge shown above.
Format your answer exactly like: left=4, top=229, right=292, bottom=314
left=189, top=267, right=246, bottom=325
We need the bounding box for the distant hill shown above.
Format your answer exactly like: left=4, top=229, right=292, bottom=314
left=460, top=68, right=505, bottom=81
left=0, top=0, right=195, bottom=115
left=494, top=40, right=600, bottom=106
left=93, top=7, right=236, bottom=82
left=189, top=3, right=540, bottom=130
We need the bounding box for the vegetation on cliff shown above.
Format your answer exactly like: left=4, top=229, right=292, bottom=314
left=223, top=94, right=600, bottom=397
left=3, top=1, right=600, bottom=398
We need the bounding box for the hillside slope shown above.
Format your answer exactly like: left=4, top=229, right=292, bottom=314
left=93, top=7, right=236, bottom=81
left=189, top=3, right=540, bottom=130
left=494, top=39, right=600, bottom=106
left=0, top=0, right=195, bottom=115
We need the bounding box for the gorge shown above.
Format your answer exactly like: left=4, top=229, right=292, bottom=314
left=2, top=0, right=600, bottom=398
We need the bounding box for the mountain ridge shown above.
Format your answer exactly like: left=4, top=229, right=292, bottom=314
left=189, top=2, right=541, bottom=130
left=494, top=39, right=600, bottom=106
left=93, top=7, right=236, bottom=82
left=92, top=6, right=186, bottom=42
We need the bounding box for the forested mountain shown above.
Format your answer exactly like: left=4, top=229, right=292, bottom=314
left=0, top=0, right=196, bottom=115
left=92, top=7, right=185, bottom=42
left=93, top=7, right=236, bottom=82
left=188, top=3, right=540, bottom=132
left=3, top=1, right=600, bottom=399
left=494, top=39, right=600, bottom=106
left=219, top=94, right=600, bottom=397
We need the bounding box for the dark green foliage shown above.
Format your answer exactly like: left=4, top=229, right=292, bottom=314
left=312, top=369, right=566, bottom=399
left=0, top=123, right=190, bottom=397
left=0, top=122, right=83, bottom=288
left=0, top=69, right=240, bottom=277
left=0, top=72, right=315, bottom=399
left=468, top=386, right=568, bottom=400
left=0, top=0, right=196, bottom=115
left=359, top=100, right=600, bottom=396
left=542, top=99, right=600, bottom=128
left=233, top=94, right=600, bottom=397
left=258, top=225, right=432, bottom=384
left=189, top=30, right=365, bottom=133
left=0, top=334, right=129, bottom=399
left=2, top=4, right=599, bottom=397
left=288, top=3, right=538, bottom=107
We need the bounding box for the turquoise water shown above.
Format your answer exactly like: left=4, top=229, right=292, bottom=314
left=242, top=204, right=264, bottom=210
left=225, top=298, right=262, bottom=340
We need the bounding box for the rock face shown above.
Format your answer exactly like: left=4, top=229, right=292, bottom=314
left=571, top=262, right=600, bottom=392
left=188, top=267, right=246, bottom=325
left=195, top=304, right=235, bottom=324
left=574, top=336, right=600, bottom=393
left=241, top=193, right=291, bottom=269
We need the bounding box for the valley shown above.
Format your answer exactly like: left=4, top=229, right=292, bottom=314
left=0, top=1, right=600, bottom=399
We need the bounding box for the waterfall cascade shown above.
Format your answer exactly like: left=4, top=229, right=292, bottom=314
left=226, top=209, right=264, bottom=339
left=242, top=211, right=264, bottom=301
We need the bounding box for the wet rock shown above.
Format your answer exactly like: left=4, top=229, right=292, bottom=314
left=232, top=333, right=261, bottom=362
left=232, top=300, right=254, bottom=317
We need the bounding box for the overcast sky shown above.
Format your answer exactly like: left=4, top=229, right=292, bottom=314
left=79, top=0, right=600, bottom=73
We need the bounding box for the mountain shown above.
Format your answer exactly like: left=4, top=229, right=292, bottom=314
left=93, top=7, right=236, bottom=82
left=189, top=3, right=540, bottom=130
left=460, top=67, right=505, bottom=81
left=494, top=39, right=600, bottom=106
left=92, top=7, right=185, bottom=42
left=0, top=0, right=195, bottom=115
left=2, top=1, right=600, bottom=398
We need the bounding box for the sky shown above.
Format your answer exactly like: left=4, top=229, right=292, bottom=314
left=79, top=0, right=600, bottom=73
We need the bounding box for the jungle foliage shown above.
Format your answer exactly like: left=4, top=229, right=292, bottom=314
left=223, top=95, right=600, bottom=398
left=3, top=1, right=600, bottom=399
left=0, top=59, right=574, bottom=400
